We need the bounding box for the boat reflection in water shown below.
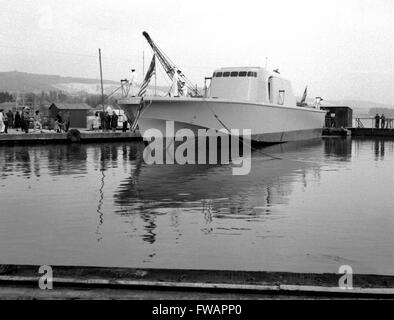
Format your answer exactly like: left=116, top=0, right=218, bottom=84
left=113, top=139, right=326, bottom=244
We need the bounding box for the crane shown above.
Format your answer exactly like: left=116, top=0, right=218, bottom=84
left=142, top=31, right=200, bottom=96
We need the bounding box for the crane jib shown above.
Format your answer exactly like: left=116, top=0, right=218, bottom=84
left=142, top=31, right=200, bottom=95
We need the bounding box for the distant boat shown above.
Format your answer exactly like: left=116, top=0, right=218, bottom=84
left=118, top=66, right=325, bottom=143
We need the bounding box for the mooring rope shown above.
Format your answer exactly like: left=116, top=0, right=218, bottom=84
left=203, top=99, right=283, bottom=161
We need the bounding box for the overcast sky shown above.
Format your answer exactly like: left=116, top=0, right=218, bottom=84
left=1, top=0, right=393, bottom=104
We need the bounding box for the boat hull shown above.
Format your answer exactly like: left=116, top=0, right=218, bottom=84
left=118, top=97, right=326, bottom=143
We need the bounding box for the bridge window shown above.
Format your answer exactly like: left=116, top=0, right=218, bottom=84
left=215, top=71, right=257, bottom=78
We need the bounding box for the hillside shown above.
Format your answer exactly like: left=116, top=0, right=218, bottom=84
left=0, top=71, right=117, bottom=93
left=0, top=71, right=169, bottom=96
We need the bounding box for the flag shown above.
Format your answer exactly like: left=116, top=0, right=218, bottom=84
left=300, top=86, right=307, bottom=104
left=138, top=54, right=156, bottom=97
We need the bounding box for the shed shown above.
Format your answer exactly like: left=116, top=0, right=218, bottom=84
left=49, top=103, right=91, bottom=129
left=321, top=106, right=353, bottom=128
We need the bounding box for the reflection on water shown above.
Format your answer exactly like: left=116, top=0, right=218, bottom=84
left=324, top=137, right=352, bottom=159
left=113, top=141, right=322, bottom=245
left=373, top=139, right=386, bottom=160
left=0, top=138, right=393, bottom=274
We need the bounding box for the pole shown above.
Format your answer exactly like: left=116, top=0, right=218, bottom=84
left=99, top=48, right=105, bottom=131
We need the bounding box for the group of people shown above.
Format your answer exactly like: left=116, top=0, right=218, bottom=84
left=374, top=114, right=393, bottom=129
left=93, top=108, right=119, bottom=132
left=0, top=107, right=69, bottom=134
left=0, top=107, right=40, bottom=134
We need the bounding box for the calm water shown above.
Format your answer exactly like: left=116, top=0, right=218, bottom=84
left=0, top=138, right=393, bottom=274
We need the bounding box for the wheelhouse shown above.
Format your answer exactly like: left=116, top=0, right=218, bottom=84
left=208, top=67, right=296, bottom=107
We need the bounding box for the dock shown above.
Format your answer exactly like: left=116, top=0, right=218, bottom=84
left=349, top=128, right=394, bottom=137
left=2, top=127, right=394, bottom=146
left=0, top=264, right=394, bottom=299
left=0, top=129, right=142, bottom=145
left=323, top=127, right=394, bottom=138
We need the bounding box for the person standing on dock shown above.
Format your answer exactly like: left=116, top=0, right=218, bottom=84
left=21, top=106, right=30, bottom=133
left=34, top=110, right=43, bottom=132
left=64, top=111, right=70, bottom=132
left=111, top=112, right=118, bottom=132
left=3, top=112, right=8, bottom=133
left=388, top=118, right=393, bottom=129
left=0, top=109, right=5, bottom=133
left=381, top=114, right=386, bottom=129
left=6, top=110, right=13, bottom=129
left=14, top=111, right=21, bottom=131
left=55, top=112, right=65, bottom=133
left=122, top=115, right=128, bottom=132
left=105, top=106, right=112, bottom=131
left=93, top=112, right=100, bottom=131
left=375, top=113, right=380, bottom=128
left=100, top=111, right=106, bottom=131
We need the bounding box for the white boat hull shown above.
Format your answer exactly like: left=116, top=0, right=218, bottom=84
left=119, top=97, right=326, bottom=143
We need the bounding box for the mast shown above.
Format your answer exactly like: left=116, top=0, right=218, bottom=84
left=142, top=31, right=200, bottom=96
left=99, top=48, right=105, bottom=117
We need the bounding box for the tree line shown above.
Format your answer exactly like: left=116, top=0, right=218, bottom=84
left=0, top=90, right=115, bottom=108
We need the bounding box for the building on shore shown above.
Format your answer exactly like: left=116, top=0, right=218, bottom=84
left=321, top=106, right=353, bottom=128
left=49, top=103, right=92, bottom=129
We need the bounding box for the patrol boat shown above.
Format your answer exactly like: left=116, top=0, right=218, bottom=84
left=118, top=33, right=326, bottom=143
